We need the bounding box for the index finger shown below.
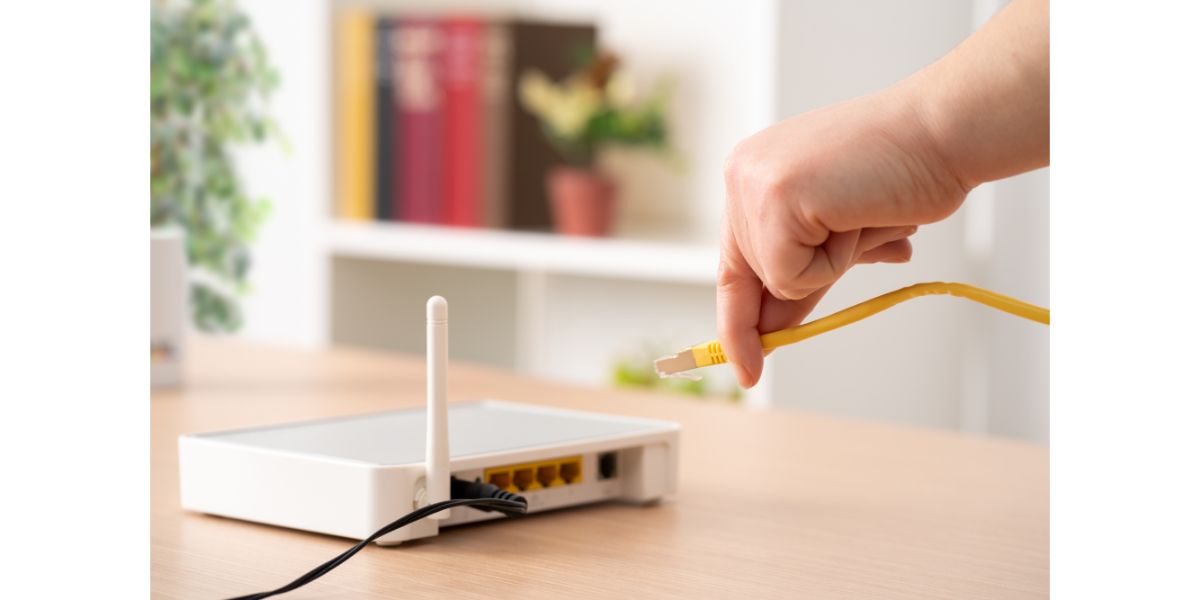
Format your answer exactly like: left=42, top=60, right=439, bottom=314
left=717, top=230, right=766, bottom=388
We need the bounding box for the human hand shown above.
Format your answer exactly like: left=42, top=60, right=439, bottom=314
left=718, top=89, right=969, bottom=388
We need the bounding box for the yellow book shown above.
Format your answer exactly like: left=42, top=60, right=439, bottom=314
left=335, top=9, right=375, bottom=220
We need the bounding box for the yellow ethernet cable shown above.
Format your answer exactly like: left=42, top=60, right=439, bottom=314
left=654, top=282, right=1049, bottom=377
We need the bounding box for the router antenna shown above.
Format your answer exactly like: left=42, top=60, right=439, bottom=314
left=425, top=296, right=450, bottom=519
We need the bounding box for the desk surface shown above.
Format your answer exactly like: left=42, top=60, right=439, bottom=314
left=152, top=339, right=1047, bottom=599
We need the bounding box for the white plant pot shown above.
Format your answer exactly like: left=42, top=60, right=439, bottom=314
left=151, top=228, right=187, bottom=387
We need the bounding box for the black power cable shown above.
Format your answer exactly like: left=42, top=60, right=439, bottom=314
left=227, top=477, right=527, bottom=600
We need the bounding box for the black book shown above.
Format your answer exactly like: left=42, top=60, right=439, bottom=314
left=506, top=21, right=596, bottom=231
left=374, top=17, right=396, bottom=221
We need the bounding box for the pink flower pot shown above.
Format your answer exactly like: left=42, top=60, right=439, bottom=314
left=547, top=167, right=618, bottom=237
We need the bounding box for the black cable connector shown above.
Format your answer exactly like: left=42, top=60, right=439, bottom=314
left=451, top=476, right=527, bottom=513
left=226, top=477, right=527, bottom=600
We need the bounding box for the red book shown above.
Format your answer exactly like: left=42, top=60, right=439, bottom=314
left=396, top=20, right=443, bottom=224
left=440, top=18, right=485, bottom=227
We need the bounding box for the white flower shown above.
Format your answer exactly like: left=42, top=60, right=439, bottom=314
left=520, top=71, right=601, bottom=140
left=605, top=71, right=636, bottom=107
left=518, top=71, right=556, bottom=114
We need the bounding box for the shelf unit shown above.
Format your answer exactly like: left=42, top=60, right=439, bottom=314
left=324, top=221, right=719, bottom=285
left=311, top=0, right=774, bottom=404
left=323, top=219, right=748, bottom=403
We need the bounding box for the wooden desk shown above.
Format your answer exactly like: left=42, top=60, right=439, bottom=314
left=152, top=339, right=1047, bottom=599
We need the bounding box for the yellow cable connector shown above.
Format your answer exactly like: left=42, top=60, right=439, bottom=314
left=654, top=282, right=1049, bottom=377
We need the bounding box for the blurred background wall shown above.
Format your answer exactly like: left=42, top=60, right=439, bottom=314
left=224, top=0, right=1048, bottom=442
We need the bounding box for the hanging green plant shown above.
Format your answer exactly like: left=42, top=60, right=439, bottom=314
left=151, top=0, right=283, bottom=332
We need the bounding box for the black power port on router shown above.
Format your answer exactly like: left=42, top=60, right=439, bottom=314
left=598, top=452, right=618, bottom=480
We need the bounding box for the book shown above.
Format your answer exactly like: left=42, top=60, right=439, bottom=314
left=386, top=21, right=407, bottom=221
left=441, top=18, right=486, bottom=227
left=334, top=9, right=375, bottom=220
left=374, top=17, right=396, bottom=221
left=506, top=21, right=597, bottom=231
left=397, top=19, right=444, bottom=224
left=480, top=22, right=512, bottom=229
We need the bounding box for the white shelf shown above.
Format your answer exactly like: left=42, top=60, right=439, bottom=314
left=324, top=220, right=718, bottom=285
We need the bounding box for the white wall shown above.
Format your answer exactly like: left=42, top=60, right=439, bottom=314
left=982, top=168, right=1050, bottom=442
left=963, top=1, right=1049, bottom=443
left=775, top=0, right=974, bottom=113
left=232, top=0, right=330, bottom=348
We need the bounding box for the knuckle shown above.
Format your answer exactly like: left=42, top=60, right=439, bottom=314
left=716, top=259, right=741, bottom=288
left=760, top=270, right=800, bottom=301
left=751, top=178, right=785, bottom=227
left=770, top=263, right=829, bottom=300
left=758, top=268, right=783, bottom=295
left=760, top=171, right=790, bottom=206
left=723, top=143, right=746, bottom=183
left=716, top=255, right=755, bottom=294
left=771, top=282, right=809, bottom=302
left=758, top=243, right=817, bottom=301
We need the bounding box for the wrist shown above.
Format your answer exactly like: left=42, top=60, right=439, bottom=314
left=891, top=68, right=979, bottom=195
left=893, top=0, right=1050, bottom=189
left=864, top=75, right=973, bottom=224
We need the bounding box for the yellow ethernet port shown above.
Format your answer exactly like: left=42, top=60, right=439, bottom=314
left=512, top=467, right=539, bottom=491
left=559, top=458, right=582, bottom=484
left=487, top=470, right=515, bottom=493
left=536, top=464, right=562, bottom=488
left=485, top=455, right=583, bottom=493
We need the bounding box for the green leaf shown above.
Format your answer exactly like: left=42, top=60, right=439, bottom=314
left=152, top=0, right=282, bottom=333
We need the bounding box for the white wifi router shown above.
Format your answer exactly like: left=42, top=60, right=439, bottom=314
left=178, top=297, right=681, bottom=545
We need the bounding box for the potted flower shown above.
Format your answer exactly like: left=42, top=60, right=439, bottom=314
left=150, top=0, right=281, bottom=385
left=519, top=53, right=671, bottom=237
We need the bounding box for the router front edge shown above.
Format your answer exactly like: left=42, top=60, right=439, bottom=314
left=179, top=399, right=680, bottom=545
